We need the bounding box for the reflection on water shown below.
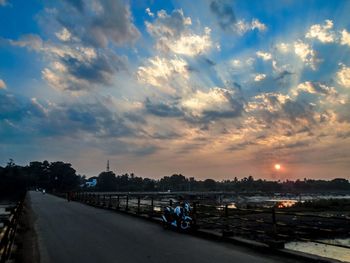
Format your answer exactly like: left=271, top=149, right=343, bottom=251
left=216, top=203, right=237, bottom=210
left=153, top=206, right=162, bottom=212
left=274, top=200, right=298, bottom=208
left=227, top=203, right=237, bottom=209
left=286, top=239, right=350, bottom=262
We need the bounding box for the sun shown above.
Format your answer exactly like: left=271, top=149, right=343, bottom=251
left=274, top=164, right=281, bottom=170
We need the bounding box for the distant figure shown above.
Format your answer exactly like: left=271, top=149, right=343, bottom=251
left=42, top=189, right=46, bottom=195
left=67, top=191, right=72, bottom=202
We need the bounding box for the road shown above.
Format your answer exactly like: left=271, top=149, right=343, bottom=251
left=29, top=191, right=301, bottom=263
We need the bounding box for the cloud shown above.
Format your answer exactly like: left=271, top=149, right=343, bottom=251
left=136, top=56, right=189, bottom=94
left=0, top=93, right=25, bottom=121
left=145, top=8, right=154, bottom=17
left=209, top=0, right=266, bottom=34
left=275, top=42, right=290, bottom=53
left=55, top=28, right=72, bottom=42
left=293, top=40, right=319, bottom=70
left=0, top=91, right=135, bottom=138
left=235, top=19, right=267, bottom=34
left=209, top=0, right=236, bottom=30
left=340, top=29, right=350, bottom=47
left=181, top=87, right=244, bottom=121
left=246, top=92, right=318, bottom=131
left=10, top=34, right=126, bottom=92
left=9, top=34, right=43, bottom=50
left=291, top=81, right=337, bottom=97
left=305, top=20, right=335, bottom=43
left=145, top=98, right=183, bottom=118
left=5, top=0, right=141, bottom=92
left=0, top=0, right=8, bottom=6
left=230, top=57, right=255, bottom=71
left=336, top=64, right=350, bottom=88
left=254, top=74, right=266, bottom=82
left=304, top=20, right=350, bottom=48
left=62, top=0, right=84, bottom=12
left=256, top=51, right=272, bottom=61
left=55, top=0, right=140, bottom=48
left=146, top=9, right=212, bottom=56
left=0, top=92, right=47, bottom=122
left=0, top=79, right=6, bottom=89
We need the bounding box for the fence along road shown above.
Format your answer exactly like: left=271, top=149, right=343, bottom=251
left=30, top=191, right=303, bottom=263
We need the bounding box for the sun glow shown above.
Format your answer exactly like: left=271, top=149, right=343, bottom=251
left=274, top=164, right=281, bottom=170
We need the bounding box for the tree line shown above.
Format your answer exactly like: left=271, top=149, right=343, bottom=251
left=0, top=160, right=82, bottom=200
left=1, top=160, right=349, bottom=201
left=94, top=171, right=350, bottom=193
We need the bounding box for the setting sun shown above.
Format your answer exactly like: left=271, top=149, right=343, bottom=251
left=274, top=164, right=281, bottom=170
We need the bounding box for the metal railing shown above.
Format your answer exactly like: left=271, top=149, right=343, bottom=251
left=72, top=192, right=350, bottom=249
left=0, top=201, right=23, bottom=263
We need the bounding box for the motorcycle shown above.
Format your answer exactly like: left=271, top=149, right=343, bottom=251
left=162, top=202, right=193, bottom=231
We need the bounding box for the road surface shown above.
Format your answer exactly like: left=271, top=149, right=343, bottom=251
left=29, top=191, right=301, bottom=263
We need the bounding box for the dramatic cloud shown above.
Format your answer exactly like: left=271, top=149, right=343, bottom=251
left=209, top=0, right=236, bottom=30
left=146, top=9, right=212, bottom=56
left=9, top=32, right=126, bottom=92
left=181, top=87, right=244, bottom=121
left=209, top=0, right=266, bottom=34
left=305, top=19, right=350, bottom=49
left=55, top=0, right=140, bottom=48
left=2, top=1, right=350, bottom=179
left=340, top=29, right=350, bottom=47
left=145, top=98, right=183, bottom=118
left=293, top=40, right=319, bottom=69
left=0, top=91, right=134, bottom=139
left=136, top=56, right=189, bottom=94
left=305, top=20, right=335, bottom=43
left=291, top=82, right=337, bottom=97
left=336, top=65, right=350, bottom=88
left=0, top=79, right=6, bottom=89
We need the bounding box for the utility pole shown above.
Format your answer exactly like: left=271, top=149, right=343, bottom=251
left=107, top=160, right=110, bottom=172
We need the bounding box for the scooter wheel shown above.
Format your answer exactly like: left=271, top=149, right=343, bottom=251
left=162, top=221, right=169, bottom=230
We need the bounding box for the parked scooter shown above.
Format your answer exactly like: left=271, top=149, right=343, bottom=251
left=162, top=202, right=193, bottom=231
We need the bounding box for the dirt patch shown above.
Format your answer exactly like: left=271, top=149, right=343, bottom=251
left=14, top=193, right=40, bottom=263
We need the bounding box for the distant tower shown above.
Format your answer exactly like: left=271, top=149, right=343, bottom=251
left=106, top=160, right=110, bottom=172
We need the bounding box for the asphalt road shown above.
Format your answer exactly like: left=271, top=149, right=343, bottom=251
left=30, top=191, right=301, bottom=263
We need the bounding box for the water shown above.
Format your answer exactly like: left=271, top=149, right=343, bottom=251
left=286, top=239, right=350, bottom=262
left=222, top=194, right=350, bottom=209
left=0, top=204, right=12, bottom=229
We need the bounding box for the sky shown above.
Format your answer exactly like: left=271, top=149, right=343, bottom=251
left=0, top=0, right=350, bottom=180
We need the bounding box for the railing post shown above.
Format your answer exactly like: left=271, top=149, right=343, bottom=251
left=117, top=195, right=120, bottom=210
left=126, top=195, right=129, bottom=211
left=169, top=199, right=173, bottom=207
left=137, top=196, right=141, bottom=214
left=109, top=195, right=112, bottom=208
left=97, top=194, right=100, bottom=206
left=272, top=206, right=277, bottom=236
left=192, top=202, right=197, bottom=228
left=150, top=197, right=154, bottom=215
left=222, top=204, right=232, bottom=237
left=224, top=204, right=228, bottom=218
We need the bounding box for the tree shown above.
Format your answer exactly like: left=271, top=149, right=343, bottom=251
left=98, top=171, right=117, bottom=191
left=203, top=179, right=216, bottom=191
